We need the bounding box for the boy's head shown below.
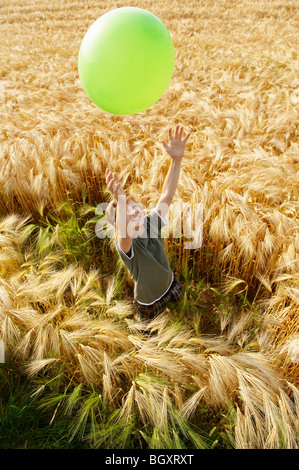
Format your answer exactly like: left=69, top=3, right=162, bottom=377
left=105, top=194, right=145, bottom=236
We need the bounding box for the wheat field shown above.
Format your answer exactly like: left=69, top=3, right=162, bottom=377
left=0, top=0, right=298, bottom=449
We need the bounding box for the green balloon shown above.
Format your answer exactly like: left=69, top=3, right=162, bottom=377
left=78, top=7, right=175, bottom=115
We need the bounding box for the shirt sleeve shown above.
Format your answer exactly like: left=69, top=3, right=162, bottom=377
left=146, top=208, right=168, bottom=238
left=154, top=208, right=168, bottom=227
left=116, top=240, right=135, bottom=268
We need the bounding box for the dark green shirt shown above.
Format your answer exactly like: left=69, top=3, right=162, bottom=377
left=116, top=208, right=173, bottom=304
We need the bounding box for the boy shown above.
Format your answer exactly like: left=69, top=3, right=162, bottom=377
left=105, top=125, right=190, bottom=321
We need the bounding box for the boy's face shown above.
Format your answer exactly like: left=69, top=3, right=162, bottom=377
left=126, top=199, right=144, bottom=234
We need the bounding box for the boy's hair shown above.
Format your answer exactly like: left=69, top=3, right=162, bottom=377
left=105, top=193, right=139, bottom=227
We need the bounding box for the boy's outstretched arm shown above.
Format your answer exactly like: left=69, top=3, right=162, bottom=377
left=156, top=125, right=190, bottom=219
left=105, top=168, right=132, bottom=253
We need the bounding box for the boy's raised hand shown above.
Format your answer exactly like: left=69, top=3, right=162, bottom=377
left=162, top=125, right=190, bottom=160
left=105, top=168, right=125, bottom=200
